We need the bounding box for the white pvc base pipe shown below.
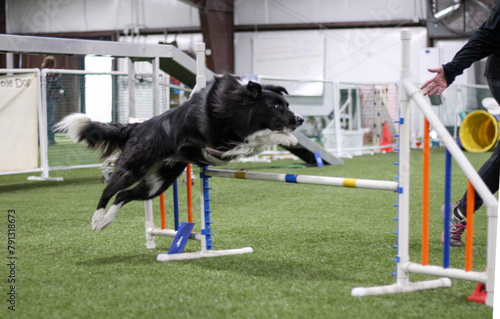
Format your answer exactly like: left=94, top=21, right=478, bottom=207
left=157, top=247, right=253, bottom=262
left=404, top=262, right=487, bottom=283
left=147, top=227, right=204, bottom=241
left=27, top=176, right=64, bottom=181
left=352, top=278, right=451, bottom=297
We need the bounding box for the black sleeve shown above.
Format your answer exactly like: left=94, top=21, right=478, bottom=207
left=442, top=1, right=500, bottom=86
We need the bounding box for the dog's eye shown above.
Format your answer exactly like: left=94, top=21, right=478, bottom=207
left=275, top=104, right=283, bottom=110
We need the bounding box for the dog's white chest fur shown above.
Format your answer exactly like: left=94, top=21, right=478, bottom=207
left=202, top=129, right=298, bottom=165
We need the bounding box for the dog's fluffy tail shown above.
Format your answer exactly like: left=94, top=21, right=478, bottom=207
left=55, top=113, right=133, bottom=159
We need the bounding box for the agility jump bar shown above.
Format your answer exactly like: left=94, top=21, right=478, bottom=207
left=204, top=169, right=399, bottom=192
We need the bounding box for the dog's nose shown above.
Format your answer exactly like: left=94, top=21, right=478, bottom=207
left=296, top=116, right=304, bottom=126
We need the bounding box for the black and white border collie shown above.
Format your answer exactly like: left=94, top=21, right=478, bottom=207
left=56, top=74, right=303, bottom=231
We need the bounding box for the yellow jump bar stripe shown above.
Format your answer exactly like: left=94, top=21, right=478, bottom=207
left=343, top=178, right=357, bottom=188
left=234, top=171, right=246, bottom=179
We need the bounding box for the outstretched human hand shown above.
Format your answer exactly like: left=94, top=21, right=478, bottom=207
left=420, top=66, right=448, bottom=96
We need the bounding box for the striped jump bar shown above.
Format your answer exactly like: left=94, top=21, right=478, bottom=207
left=204, top=169, right=399, bottom=192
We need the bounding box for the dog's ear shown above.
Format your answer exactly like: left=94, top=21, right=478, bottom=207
left=246, top=81, right=262, bottom=99
left=264, top=85, right=289, bottom=95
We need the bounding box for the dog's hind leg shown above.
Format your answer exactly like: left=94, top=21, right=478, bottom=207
left=95, top=162, right=188, bottom=230
left=92, top=165, right=147, bottom=231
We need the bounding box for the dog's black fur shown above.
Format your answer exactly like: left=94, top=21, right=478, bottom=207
left=56, top=74, right=303, bottom=230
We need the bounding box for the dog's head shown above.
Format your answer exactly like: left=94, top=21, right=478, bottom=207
left=202, top=75, right=304, bottom=161
left=245, top=81, right=304, bottom=132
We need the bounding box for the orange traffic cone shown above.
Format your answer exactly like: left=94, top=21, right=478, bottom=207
left=380, top=121, right=393, bottom=152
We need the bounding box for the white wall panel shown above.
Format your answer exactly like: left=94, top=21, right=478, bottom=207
left=236, top=27, right=427, bottom=84
left=234, top=0, right=424, bottom=25
left=6, top=0, right=200, bottom=34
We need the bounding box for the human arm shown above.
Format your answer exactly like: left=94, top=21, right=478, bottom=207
left=421, top=2, right=500, bottom=95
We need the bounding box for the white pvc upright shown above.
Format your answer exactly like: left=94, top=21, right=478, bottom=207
left=152, top=56, right=160, bottom=117
left=331, top=81, right=343, bottom=157
left=195, top=43, right=208, bottom=253
left=128, top=58, right=136, bottom=119
left=396, top=29, right=412, bottom=289
left=488, top=199, right=498, bottom=307
left=495, top=174, right=500, bottom=317
left=191, top=43, right=207, bottom=97
left=144, top=200, right=155, bottom=249
left=38, top=69, right=50, bottom=180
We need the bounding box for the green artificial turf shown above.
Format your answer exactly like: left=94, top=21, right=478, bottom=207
left=0, top=147, right=494, bottom=318
left=47, top=134, right=102, bottom=168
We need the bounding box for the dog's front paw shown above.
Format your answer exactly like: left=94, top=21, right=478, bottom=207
left=92, top=208, right=105, bottom=231
left=278, top=133, right=298, bottom=147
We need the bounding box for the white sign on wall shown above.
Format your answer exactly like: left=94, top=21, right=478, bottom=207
left=0, top=72, right=39, bottom=172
